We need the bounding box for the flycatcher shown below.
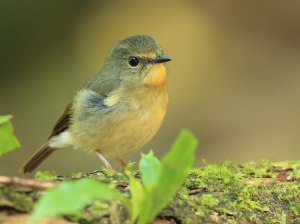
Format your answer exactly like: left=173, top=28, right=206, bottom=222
left=20, top=35, right=171, bottom=174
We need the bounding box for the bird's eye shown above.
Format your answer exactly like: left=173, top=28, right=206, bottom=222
left=129, top=57, right=139, bottom=67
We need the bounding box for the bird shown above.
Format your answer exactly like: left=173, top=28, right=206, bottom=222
left=20, top=35, right=171, bottom=174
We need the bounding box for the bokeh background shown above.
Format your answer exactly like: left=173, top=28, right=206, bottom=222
left=1, top=1, right=300, bottom=177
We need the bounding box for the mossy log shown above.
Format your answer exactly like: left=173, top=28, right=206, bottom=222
left=1, top=159, right=300, bottom=224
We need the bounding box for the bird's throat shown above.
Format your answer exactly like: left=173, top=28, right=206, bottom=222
left=145, top=63, right=167, bottom=88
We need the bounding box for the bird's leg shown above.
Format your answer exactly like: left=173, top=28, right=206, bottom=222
left=96, top=150, right=116, bottom=175
left=116, top=158, right=136, bottom=172
left=116, top=158, right=127, bottom=167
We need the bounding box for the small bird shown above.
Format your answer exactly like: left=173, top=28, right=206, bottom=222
left=20, top=35, right=171, bottom=174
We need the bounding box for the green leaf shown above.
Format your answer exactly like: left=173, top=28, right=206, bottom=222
left=128, top=175, right=145, bottom=223
left=148, top=129, right=197, bottom=219
left=0, top=115, right=20, bottom=156
left=30, top=179, right=123, bottom=222
left=139, top=150, right=162, bottom=187
left=136, top=150, right=162, bottom=224
left=138, top=129, right=198, bottom=223
left=0, top=116, right=10, bottom=124
left=137, top=188, right=153, bottom=224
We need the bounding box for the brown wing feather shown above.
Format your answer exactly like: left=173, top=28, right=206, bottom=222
left=19, top=141, right=54, bottom=174
left=48, top=103, right=72, bottom=139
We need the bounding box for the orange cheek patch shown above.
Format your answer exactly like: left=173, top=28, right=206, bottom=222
left=145, top=64, right=167, bottom=88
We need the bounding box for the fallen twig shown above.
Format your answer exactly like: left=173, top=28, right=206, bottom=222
left=0, top=175, right=59, bottom=190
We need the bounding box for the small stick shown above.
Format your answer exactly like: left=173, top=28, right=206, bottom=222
left=188, top=188, right=204, bottom=195
left=0, top=175, right=59, bottom=190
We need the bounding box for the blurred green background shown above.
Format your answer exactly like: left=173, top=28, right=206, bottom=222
left=1, top=1, right=300, bottom=177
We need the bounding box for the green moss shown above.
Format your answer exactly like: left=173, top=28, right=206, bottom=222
left=34, top=170, right=59, bottom=180
left=240, top=159, right=278, bottom=178
left=0, top=184, right=34, bottom=213
left=13, top=193, right=34, bottom=212
left=180, top=159, right=300, bottom=222
left=200, top=194, right=219, bottom=209
left=189, top=159, right=242, bottom=192
left=71, top=172, right=83, bottom=178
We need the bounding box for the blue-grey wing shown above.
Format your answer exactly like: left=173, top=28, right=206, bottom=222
left=71, top=88, right=111, bottom=123
left=49, top=88, right=110, bottom=138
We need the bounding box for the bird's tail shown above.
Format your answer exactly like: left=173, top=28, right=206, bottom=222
left=20, top=141, right=56, bottom=174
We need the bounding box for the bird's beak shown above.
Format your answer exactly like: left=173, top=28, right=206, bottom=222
left=151, top=55, right=172, bottom=63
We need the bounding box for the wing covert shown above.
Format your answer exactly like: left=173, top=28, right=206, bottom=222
left=48, top=103, right=72, bottom=139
